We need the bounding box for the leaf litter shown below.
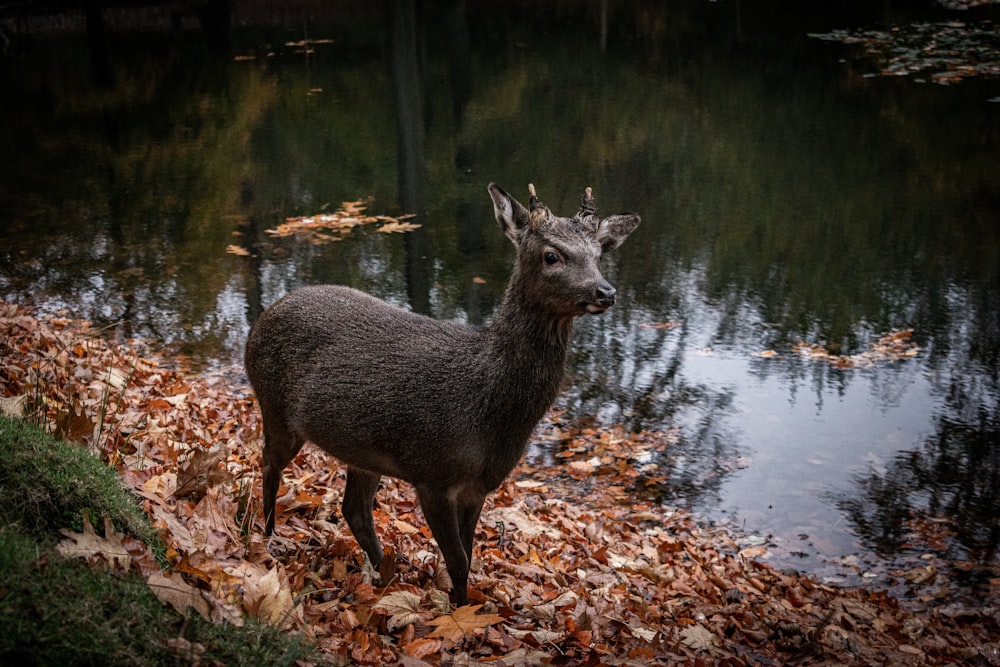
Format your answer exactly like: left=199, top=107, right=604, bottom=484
left=1, top=299, right=997, bottom=665
left=810, top=18, right=1000, bottom=85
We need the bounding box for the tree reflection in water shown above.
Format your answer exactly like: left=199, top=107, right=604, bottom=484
left=838, top=359, right=999, bottom=597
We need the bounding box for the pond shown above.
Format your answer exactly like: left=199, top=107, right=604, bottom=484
left=2, top=0, right=998, bottom=605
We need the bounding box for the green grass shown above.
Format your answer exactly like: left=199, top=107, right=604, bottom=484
left=0, top=415, right=326, bottom=666
left=0, top=416, right=156, bottom=546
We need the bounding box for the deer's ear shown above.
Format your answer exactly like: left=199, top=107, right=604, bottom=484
left=596, top=213, right=640, bottom=252
left=489, top=183, right=530, bottom=245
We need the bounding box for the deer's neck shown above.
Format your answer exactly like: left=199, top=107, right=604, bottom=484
left=481, top=271, right=574, bottom=433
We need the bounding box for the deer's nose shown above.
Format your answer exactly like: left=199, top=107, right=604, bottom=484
left=596, top=283, right=617, bottom=308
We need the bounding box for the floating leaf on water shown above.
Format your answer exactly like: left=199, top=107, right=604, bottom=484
left=810, top=19, right=1000, bottom=85
left=264, top=202, right=417, bottom=243
left=377, top=221, right=422, bottom=233
left=790, top=329, right=919, bottom=369
left=639, top=320, right=684, bottom=330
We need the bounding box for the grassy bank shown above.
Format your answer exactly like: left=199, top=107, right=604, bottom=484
left=0, top=415, right=322, bottom=666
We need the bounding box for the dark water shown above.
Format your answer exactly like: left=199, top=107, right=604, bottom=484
left=2, top=1, right=998, bottom=602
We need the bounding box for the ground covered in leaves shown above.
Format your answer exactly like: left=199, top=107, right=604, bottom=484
left=1, top=299, right=997, bottom=665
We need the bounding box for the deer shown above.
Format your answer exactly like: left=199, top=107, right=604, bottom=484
left=244, top=182, right=639, bottom=606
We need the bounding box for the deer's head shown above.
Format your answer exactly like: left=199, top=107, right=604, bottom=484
left=489, top=183, right=640, bottom=317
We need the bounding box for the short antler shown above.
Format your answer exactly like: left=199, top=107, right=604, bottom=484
left=579, top=186, right=596, bottom=217
left=527, top=183, right=549, bottom=230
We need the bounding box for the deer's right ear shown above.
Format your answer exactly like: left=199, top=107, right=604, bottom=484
left=489, top=183, right=530, bottom=246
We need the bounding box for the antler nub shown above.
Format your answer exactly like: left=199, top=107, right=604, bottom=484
left=579, top=185, right=597, bottom=218
left=527, top=183, right=541, bottom=209
left=526, top=182, right=548, bottom=230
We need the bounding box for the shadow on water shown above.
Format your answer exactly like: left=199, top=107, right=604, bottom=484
left=1, top=0, right=998, bottom=602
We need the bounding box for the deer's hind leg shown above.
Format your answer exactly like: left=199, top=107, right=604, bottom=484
left=261, top=422, right=305, bottom=535
left=342, top=467, right=384, bottom=568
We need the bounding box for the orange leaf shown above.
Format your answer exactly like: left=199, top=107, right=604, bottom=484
left=427, top=604, right=504, bottom=643
left=403, top=637, right=442, bottom=659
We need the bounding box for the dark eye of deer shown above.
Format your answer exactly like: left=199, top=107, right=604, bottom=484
left=544, top=251, right=559, bottom=265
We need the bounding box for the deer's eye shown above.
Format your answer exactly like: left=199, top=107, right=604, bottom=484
left=544, top=251, right=560, bottom=266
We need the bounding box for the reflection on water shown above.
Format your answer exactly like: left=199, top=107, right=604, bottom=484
left=1, top=1, right=998, bottom=601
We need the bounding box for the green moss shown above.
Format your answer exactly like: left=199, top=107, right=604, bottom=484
left=0, top=417, right=325, bottom=666
left=0, top=416, right=156, bottom=547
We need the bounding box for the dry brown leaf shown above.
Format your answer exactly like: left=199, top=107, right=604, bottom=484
left=374, top=590, right=425, bottom=631
left=147, top=570, right=212, bottom=620
left=0, top=394, right=27, bottom=418
left=53, top=402, right=94, bottom=442
left=402, top=637, right=442, bottom=659
left=377, top=221, right=422, bottom=234
left=427, top=605, right=504, bottom=644
left=393, top=518, right=420, bottom=535
left=175, top=447, right=232, bottom=501
left=680, top=623, right=720, bottom=652
left=56, top=515, right=130, bottom=570
left=163, top=637, right=207, bottom=663
left=241, top=565, right=298, bottom=629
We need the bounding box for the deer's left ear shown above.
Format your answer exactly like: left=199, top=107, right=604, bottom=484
left=596, top=213, right=640, bottom=252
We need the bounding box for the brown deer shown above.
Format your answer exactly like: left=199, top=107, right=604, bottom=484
left=244, top=183, right=639, bottom=605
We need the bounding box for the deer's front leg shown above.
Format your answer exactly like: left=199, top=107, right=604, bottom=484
left=417, top=486, right=471, bottom=606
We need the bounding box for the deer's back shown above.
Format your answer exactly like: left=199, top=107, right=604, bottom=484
left=245, top=285, right=493, bottom=482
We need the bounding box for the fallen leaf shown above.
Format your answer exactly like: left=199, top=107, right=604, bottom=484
left=175, top=447, right=232, bottom=500
left=374, top=590, right=425, bottom=631
left=147, top=570, right=212, bottom=620
left=739, top=545, right=769, bottom=559
left=631, top=625, right=658, bottom=641
left=427, top=605, right=504, bottom=644
left=680, top=623, right=720, bottom=652
left=639, top=320, right=683, bottom=330
left=241, top=565, right=298, bottom=629
left=53, top=402, right=94, bottom=442
left=393, top=519, right=421, bottom=535
left=0, top=394, right=27, bottom=418
left=56, top=515, right=130, bottom=570
left=403, top=637, right=442, bottom=659
left=377, top=221, right=422, bottom=233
